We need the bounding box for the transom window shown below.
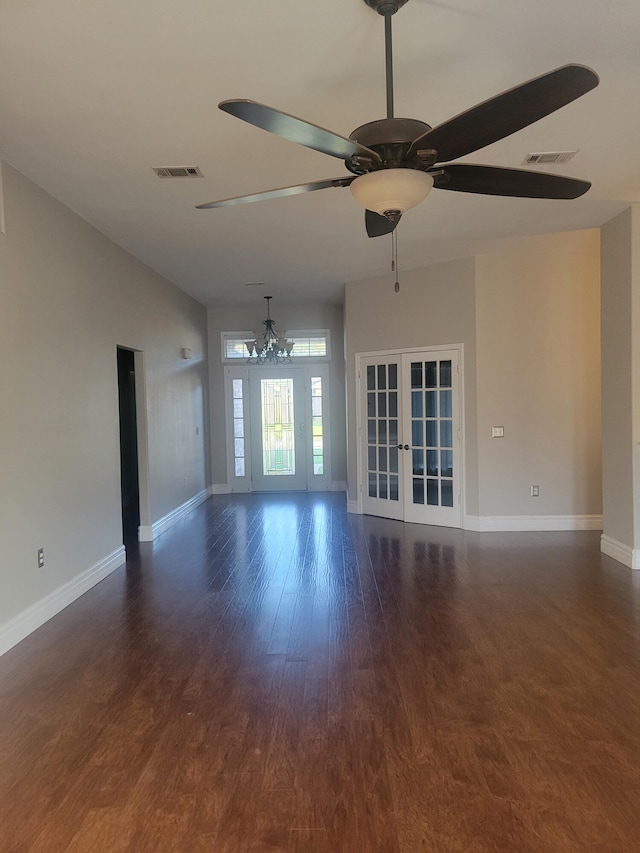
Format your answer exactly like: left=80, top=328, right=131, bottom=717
left=221, top=330, right=330, bottom=362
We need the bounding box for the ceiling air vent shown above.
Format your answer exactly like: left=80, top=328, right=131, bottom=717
left=244, top=281, right=265, bottom=287
left=153, top=166, right=203, bottom=178
left=523, top=150, right=577, bottom=166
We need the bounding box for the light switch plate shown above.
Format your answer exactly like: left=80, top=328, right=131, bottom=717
left=491, top=426, right=505, bottom=438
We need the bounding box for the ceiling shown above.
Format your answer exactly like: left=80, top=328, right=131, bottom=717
left=0, top=0, right=637, bottom=307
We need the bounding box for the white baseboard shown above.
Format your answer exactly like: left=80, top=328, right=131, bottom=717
left=464, top=514, right=603, bottom=532
left=330, top=481, right=347, bottom=492
left=139, top=488, right=210, bottom=542
left=0, top=546, right=126, bottom=658
left=347, top=499, right=361, bottom=514
left=601, top=534, right=640, bottom=569
left=209, top=483, right=231, bottom=495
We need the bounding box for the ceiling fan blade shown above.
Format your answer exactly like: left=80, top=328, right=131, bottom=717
left=365, top=210, right=401, bottom=237
left=432, top=164, right=591, bottom=199
left=196, top=177, right=354, bottom=209
left=219, top=100, right=382, bottom=163
left=410, top=65, right=599, bottom=163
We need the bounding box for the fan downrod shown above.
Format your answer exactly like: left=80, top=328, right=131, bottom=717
left=364, top=0, right=409, bottom=15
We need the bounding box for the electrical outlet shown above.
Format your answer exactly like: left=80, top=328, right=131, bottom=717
left=530, top=485, right=540, bottom=497
left=37, top=548, right=44, bottom=568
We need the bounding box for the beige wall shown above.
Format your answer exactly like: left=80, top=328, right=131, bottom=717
left=207, top=302, right=346, bottom=487
left=476, top=230, right=601, bottom=517
left=0, top=164, right=209, bottom=630
left=344, top=232, right=602, bottom=523
left=344, top=258, right=479, bottom=512
left=601, top=207, right=640, bottom=550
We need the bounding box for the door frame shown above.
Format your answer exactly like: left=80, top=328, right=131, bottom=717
left=116, top=346, right=151, bottom=543
left=224, top=363, right=332, bottom=493
left=354, top=344, right=465, bottom=525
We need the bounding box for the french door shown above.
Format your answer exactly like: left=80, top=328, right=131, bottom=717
left=360, top=348, right=462, bottom=527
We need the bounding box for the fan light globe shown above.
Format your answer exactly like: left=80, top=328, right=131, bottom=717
left=350, top=168, right=434, bottom=216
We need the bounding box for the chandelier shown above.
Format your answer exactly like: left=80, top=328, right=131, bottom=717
left=245, top=296, right=294, bottom=365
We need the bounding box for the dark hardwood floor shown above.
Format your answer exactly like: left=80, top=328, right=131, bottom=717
left=1, top=493, right=639, bottom=851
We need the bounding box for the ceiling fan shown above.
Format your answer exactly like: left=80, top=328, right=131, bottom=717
left=197, top=0, right=599, bottom=238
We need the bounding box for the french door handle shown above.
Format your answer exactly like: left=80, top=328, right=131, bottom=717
left=397, top=444, right=409, bottom=450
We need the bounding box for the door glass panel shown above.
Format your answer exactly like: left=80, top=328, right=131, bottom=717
left=390, top=475, right=399, bottom=501
left=425, top=361, right=437, bottom=388
left=426, top=420, right=437, bottom=447
left=367, top=365, right=375, bottom=390
left=413, top=478, right=424, bottom=504
left=260, top=378, right=295, bottom=475
left=440, top=360, right=452, bottom=388
left=368, top=446, right=376, bottom=470
left=412, top=449, right=424, bottom=476
left=426, top=478, right=439, bottom=505
left=411, top=420, right=423, bottom=447
left=426, top=390, right=437, bottom=418
left=411, top=391, right=423, bottom=418
left=369, top=471, right=377, bottom=497
left=441, top=449, right=453, bottom=477
left=441, top=480, right=454, bottom=507
left=379, top=474, right=388, bottom=499
left=440, top=389, right=452, bottom=418
left=364, top=360, right=400, bottom=508
left=440, top=420, right=452, bottom=448
left=311, top=376, right=324, bottom=476
left=426, top=449, right=439, bottom=476
left=232, top=378, right=246, bottom=478
left=411, top=362, right=422, bottom=388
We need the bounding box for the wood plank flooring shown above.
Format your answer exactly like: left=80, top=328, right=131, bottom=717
left=1, top=493, right=640, bottom=851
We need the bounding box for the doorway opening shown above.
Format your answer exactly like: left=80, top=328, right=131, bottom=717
left=117, top=347, right=140, bottom=547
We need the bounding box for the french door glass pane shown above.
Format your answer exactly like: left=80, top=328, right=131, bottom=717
left=366, top=360, right=400, bottom=503
left=409, top=358, right=456, bottom=511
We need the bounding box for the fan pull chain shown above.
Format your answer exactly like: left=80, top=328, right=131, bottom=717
left=392, top=229, right=399, bottom=292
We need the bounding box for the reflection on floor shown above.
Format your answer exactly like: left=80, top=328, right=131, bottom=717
left=1, top=492, right=639, bottom=851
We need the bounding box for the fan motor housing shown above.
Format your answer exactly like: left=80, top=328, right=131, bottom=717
left=364, top=0, right=409, bottom=15
left=347, top=118, right=436, bottom=174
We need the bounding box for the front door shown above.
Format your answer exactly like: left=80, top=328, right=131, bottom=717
left=360, top=348, right=462, bottom=528
left=249, top=368, right=308, bottom=491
